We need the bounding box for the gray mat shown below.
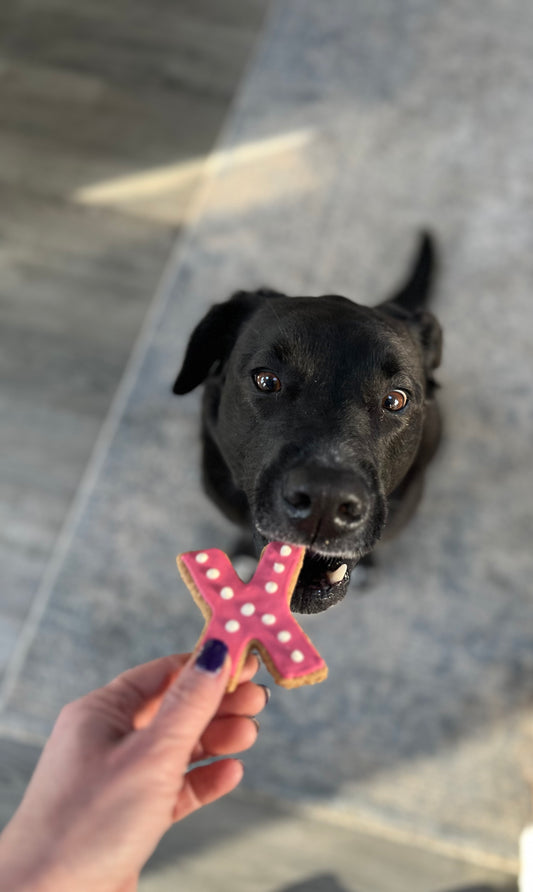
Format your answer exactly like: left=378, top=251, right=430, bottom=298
left=2, top=0, right=533, bottom=865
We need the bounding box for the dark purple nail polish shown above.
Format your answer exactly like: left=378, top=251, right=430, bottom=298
left=195, top=639, right=228, bottom=674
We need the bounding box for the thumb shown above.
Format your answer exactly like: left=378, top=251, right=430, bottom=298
left=147, top=639, right=231, bottom=761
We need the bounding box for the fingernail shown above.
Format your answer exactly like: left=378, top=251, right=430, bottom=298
left=260, top=684, right=271, bottom=706
left=195, top=639, right=228, bottom=675
left=251, top=717, right=260, bottom=733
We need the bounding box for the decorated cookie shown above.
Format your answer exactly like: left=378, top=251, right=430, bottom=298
left=177, top=542, right=328, bottom=691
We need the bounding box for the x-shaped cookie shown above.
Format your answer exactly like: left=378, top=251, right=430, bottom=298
left=177, top=542, right=328, bottom=691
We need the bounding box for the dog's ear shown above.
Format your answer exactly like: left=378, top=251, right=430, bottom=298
left=408, top=308, right=442, bottom=373
left=380, top=300, right=442, bottom=376
left=173, top=291, right=264, bottom=394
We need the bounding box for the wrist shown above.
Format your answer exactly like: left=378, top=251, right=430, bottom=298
left=0, top=865, right=55, bottom=892
left=0, top=835, right=59, bottom=892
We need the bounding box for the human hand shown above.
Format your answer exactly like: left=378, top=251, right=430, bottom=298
left=0, top=640, right=267, bottom=892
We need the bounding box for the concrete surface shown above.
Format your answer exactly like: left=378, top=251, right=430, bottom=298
left=2, top=0, right=533, bottom=885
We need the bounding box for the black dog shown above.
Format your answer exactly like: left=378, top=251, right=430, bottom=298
left=173, top=233, right=442, bottom=614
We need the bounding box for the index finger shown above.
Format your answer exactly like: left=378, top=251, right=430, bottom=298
left=97, top=650, right=261, bottom=732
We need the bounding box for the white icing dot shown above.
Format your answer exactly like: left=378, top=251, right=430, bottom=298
left=265, top=581, right=278, bottom=594
left=196, top=553, right=209, bottom=563
left=262, top=613, right=276, bottom=625
left=291, top=649, right=304, bottom=663
left=225, top=620, right=240, bottom=633
left=241, top=602, right=255, bottom=616
left=220, top=587, right=234, bottom=600
left=280, top=545, right=292, bottom=557
left=273, top=563, right=285, bottom=574
left=206, top=568, right=220, bottom=580
left=277, top=630, right=291, bottom=643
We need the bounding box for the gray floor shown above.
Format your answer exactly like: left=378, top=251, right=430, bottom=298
left=1, top=0, right=530, bottom=889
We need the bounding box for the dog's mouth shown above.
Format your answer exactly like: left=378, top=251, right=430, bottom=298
left=253, top=529, right=359, bottom=613
left=290, top=549, right=358, bottom=614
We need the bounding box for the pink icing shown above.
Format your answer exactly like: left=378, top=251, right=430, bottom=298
left=178, top=542, right=327, bottom=688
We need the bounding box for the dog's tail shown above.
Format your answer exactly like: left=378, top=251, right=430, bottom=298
left=391, top=230, right=436, bottom=312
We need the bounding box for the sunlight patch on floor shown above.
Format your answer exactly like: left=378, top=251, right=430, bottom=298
left=71, top=130, right=315, bottom=224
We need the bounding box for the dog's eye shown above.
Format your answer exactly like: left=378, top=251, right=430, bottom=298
left=382, top=389, right=409, bottom=412
left=253, top=370, right=282, bottom=393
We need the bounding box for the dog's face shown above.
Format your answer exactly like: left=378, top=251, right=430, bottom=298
left=174, top=282, right=441, bottom=614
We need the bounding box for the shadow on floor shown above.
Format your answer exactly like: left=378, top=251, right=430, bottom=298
left=275, top=874, right=350, bottom=892
left=273, top=878, right=518, bottom=892
left=439, top=884, right=518, bottom=892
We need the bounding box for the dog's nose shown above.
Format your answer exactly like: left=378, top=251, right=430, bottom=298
left=281, top=466, right=370, bottom=539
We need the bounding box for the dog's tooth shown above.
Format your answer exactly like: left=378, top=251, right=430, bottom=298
left=327, top=564, right=347, bottom=585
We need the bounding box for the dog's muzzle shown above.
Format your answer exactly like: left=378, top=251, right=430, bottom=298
left=253, top=461, right=387, bottom=613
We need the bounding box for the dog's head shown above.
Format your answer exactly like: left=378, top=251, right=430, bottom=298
left=174, top=237, right=441, bottom=613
